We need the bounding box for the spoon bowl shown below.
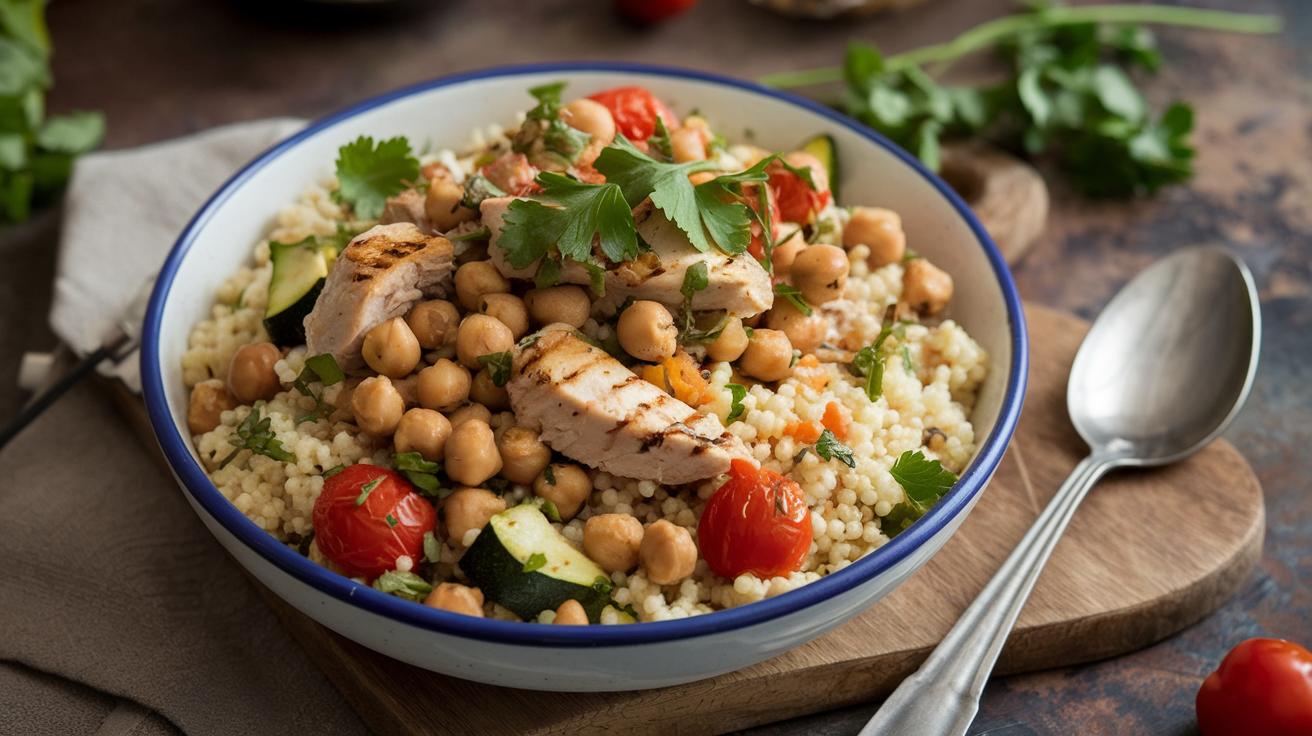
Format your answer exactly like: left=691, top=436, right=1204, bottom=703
left=1069, top=246, right=1261, bottom=466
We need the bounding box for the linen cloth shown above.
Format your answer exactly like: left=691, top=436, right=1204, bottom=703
left=0, top=121, right=371, bottom=736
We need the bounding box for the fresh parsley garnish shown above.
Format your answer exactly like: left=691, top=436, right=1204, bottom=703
left=540, top=499, right=562, bottom=523
left=219, top=402, right=295, bottom=469
left=674, top=261, right=727, bottom=343
left=902, top=345, right=915, bottom=374
left=385, top=514, right=398, bottom=527
left=322, top=464, right=346, bottom=479
left=522, top=552, right=548, bottom=573
left=774, top=283, right=813, bottom=317
left=789, top=349, right=802, bottom=368
left=304, top=353, right=345, bottom=385
left=293, top=353, right=344, bottom=425
left=391, top=452, right=448, bottom=499
left=646, top=115, right=674, bottom=161
left=355, top=476, right=383, bottom=506
left=543, top=464, right=557, bottom=486
left=524, top=82, right=594, bottom=166
left=477, top=350, right=513, bottom=387
left=793, top=429, right=856, bottom=468
left=422, top=531, right=441, bottom=564
left=334, top=135, right=419, bottom=220
left=880, top=450, right=959, bottom=537
left=371, top=570, right=432, bottom=602
left=725, top=383, right=748, bottom=424
left=459, top=172, right=506, bottom=210
left=849, top=304, right=898, bottom=401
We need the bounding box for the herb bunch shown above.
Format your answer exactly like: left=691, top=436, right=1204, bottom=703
left=0, top=0, right=105, bottom=223
left=762, top=4, right=1279, bottom=197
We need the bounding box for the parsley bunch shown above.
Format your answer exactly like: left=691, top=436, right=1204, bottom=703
left=0, top=0, right=105, bottom=223
left=761, top=4, right=1279, bottom=197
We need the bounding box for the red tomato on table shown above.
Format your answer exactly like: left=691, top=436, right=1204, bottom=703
left=1196, top=637, right=1312, bottom=736
left=613, top=0, right=700, bottom=25
left=588, top=86, right=679, bottom=143
left=698, top=458, right=812, bottom=580
left=312, top=465, right=436, bottom=581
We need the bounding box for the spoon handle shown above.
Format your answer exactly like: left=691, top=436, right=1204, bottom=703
left=859, top=453, right=1117, bottom=736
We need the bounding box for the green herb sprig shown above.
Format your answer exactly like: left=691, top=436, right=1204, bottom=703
left=477, top=350, right=513, bottom=387
left=793, top=429, right=857, bottom=468
left=724, top=383, right=748, bottom=424
left=848, top=305, right=901, bottom=401
left=334, top=135, right=419, bottom=220
left=371, top=570, right=433, bottom=602
left=880, top=450, right=959, bottom=538
left=219, top=402, right=295, bottom=469
left=293, top=353, right=344, bottom=425
left=392, top=452, right=450, bottom=499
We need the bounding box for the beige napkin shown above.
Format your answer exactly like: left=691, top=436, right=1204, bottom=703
left=0, top=122, right=370, bottom=736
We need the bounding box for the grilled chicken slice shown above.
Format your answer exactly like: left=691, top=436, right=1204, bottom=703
left=481, top=197, right=774, bottom=317
left=379, top=188, right=434, bottom=234
left=508, top=329, right=752, bottom=485
left=304, top=223, right=454, bottom=372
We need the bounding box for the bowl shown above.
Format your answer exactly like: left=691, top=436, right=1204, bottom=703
left=140, top=62, right=1028, bottom=692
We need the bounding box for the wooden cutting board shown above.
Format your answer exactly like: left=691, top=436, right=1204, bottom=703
left=108, top=302, right=1263, bottom=735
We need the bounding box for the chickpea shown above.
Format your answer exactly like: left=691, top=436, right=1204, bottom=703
left=424, top=176, right=478, bottom=232
left=470, top=368, right=510, bottom=411
left=417, top=359, right=471, bottom=412
left=902, top=258, right=954, bottom=315
left=188, top=381, right=238, bottom=435
left=523, top=285, right=590, bottom=328
left=226, top=342, right=282, bottom=405
left=705, top=317, right=750, bottom=363
left=583, top=514, right=644, bottom=574
left=616, top=300, right=677, bottom=363
left=445, top=419, right=503, bottom=487
left=361, top=317, right=422, bottom=379
left=844, top=207, right=906, bottom=269
left=446, top=402, right=492, bottom=428
left=553, top=599, right=589, bottom=625
left=738, top=328, right=794, bottom=382
left=351, top=376, right=405, bottom=436
left=765, top=300, right=827, bottom=354
left=442, top=486, right=506, bottom=548
left=455, top=314, right=514, bottom=370
left=478, top=293, right=529, bottom=339
left=639, top=519, right=697, bottom=586
left=791, top=244, right=850, bottom=306
left=424, top=582, right=485, bottom=617
left=561, top=98, right=616, bottom=166
left=496, top=427, right=551, bottom=485
left=670, top=126, right=707, bottom=163
left=454, top=261, right=511, bottom=312
left=769, top=232, right=808, bottom=280
left=394, top=408, right=452, bottom=462
left=533, top=463, right=591, bottom=521
left=406, top=299, right=461, bottom=350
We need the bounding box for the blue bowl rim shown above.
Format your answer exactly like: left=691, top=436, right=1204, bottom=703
left=141, top=60, right=1028, bottom=649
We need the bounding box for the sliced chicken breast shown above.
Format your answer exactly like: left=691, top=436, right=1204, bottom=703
left=508, top=329, right=752, bottom=485
left=379, top=188, right=434, bottom=234
left=481, top=197, right=774, bottom=317
left=304, top=223, right=454, bottom=372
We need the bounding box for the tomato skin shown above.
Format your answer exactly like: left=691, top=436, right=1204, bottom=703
left=312, top=465, right=436, bottom=581
left=1196, top=638, right=1312, bottom=736
left=767, top=156, right=831, bottom=225
left=588, top=86, right=679, bottom=143
left=698, top=458, right=812, bottom=580
left=613, top=0, right=699, bottom=25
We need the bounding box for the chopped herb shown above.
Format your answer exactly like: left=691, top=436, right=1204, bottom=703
left=293, top=353, right=345, bottom=425
left=743, top=325, right=755, bottom=339
left=459, top=172, right=507, bottom=210
left=392, top=452, right=446, bottom=499
left=848, top=304, right=899, bottom=401
left=422, top=531, right=441, bottom=564
left=543, top=464, right=557, bottom=486
left=902, top=345, right=915, bottom=374
left=674, top=261, right=726, bottom=343
left=680, top=260, right=710, bottom=301
left=334, top=135, right=419, bottom=220
left=304, top=353, right=344, bottom=385
left=621, top=603, right=640, bottom=620
left=522, top=552, right=548, bottom=573
left=725, top=383, right=748, bottom=424
left=517, top=333, right=542, bottom=351
left=540, top=499, right=562, bottom=523
left=789, top=349, right=802, bottom=368
left=534, top=256, right=563, bottom=288
left=480, top=477, right=511, bottom=494
left=385, top=514, right=398, bottom=527
left=371, top=570, right=433, bottom=603
left=219, top=402, right=295, bottom=469
left=448, top=227, right=492, bottom=242
left=880, top=502, right=921, bottom=539
left=355, top=476, right=383, bottom=506
left=592, top=575, right=615, bottom=595
left=794, top=429, right=856, bottom=468
left=322, top=464, right=346, bottom=479
left=523, top=82, right=594, bottom=167
left=646, top=115, right=674, bottom=161
left=774, top=283, right=813, bottom=317
left=477, top=350, right=513, bottom=387
left=692, top=155, right=779, bottom=258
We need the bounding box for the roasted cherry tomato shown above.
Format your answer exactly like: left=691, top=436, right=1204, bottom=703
left=613, top=0, right=700, bottom=25
left=1196, top=637, right=1312, bottom=736
left=767, top=154, right=831, bottom=225
left=312, top=465, right=436, bottom=581
left=698, top=458, right=811, bottom=579
left=588, top=86, right=679, bottom=143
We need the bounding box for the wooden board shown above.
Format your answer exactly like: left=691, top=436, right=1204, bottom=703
left=160, top=303, right=1252, bottom=736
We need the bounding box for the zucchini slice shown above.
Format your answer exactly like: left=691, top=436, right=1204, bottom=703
left=263, top=237, right=337, bottom=346
left=460, top=505, right=612, bottom=623
left=800, top=133, right=837, bottom=200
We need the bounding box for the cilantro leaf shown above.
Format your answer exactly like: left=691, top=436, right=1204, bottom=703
left=889, top=449, right=958, bottom=511
left=334, top=135, right=419, bottom=220
left=371, top=570, right=433, bottom=602
left=460, top=172, right=506, bottom=210
left=774, top=283, right=813, bottom=317
left=477, top=350, right=513, bottom=387
left=692, top=156, right=777, bottom=257
left=497, top=171, right=637, bottom=277
left=646, top=115, right=674, bottom=161
left=725, top=383, right=748, bottom=424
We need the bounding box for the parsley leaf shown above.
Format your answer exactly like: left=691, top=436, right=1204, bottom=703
left=460, top=172, right=506, bottom=210
left=848, top=304, right=898, bottom=401
left=392, top=452, right=448, bottom=499
left=497, top=171, right=638, bottom=281
left=355, top=476, right=383, bottom=506
left=293, top=353, right=344, bottom=425
left=524, top=82, right=593, bottom=166
left=890, top=449, right=958, bottom=510
left=673, top=261, right=728, bottom=343
left=593, top=135, right=722, bottom=252
left=422, top=531, right=441, bottom=564
left=522, top=552, right=548, bottom=573
left=477, top=350, right=513, bottom=387
left=304, top=353, right=345, bottom=385
left=543, top=465, right=557, bottom=486
left=774, top=283, right=813, bottom=317
left=725, top=383, right=748, bottom=424
left=219, top=402, right=295, bottom=469
left=334, top=135, right=419, bottom=220
left=371, top=570, right=433, bottom=602
left=322, top=464, right=346, bottom=479
left=794, top=429, right=856, bottom=468
left=385, top=514, right=398, bottom=527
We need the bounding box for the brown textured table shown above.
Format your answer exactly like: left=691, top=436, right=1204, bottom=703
left=4, top=0, right=1308, bottom=733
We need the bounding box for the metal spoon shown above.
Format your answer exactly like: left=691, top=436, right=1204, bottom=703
left=861, top=245, right=1261, bottom=736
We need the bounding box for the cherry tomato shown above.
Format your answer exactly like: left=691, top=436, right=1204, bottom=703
left=312, top=465, right=436, bottom=581
left=1197, top=638, right=1312, bottom=736
left=698, top=458, right=812, bottom=579
left=480, top=151, right=539, bottom=197
left=767, top=156, right=831, bottom=225
left=588, top=86, right=679, bottom=143
left=613, top=0, right=699, bottom=25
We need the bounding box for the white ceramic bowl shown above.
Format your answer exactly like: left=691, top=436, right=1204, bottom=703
left=141, top=63, right=1028, bottom=692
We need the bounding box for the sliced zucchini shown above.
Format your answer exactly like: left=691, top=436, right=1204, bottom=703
left=801, top=133, right=837, bottom=200
left=459, top=505, right=612, bottom=623
left=263, top=237, right=337, bottom=346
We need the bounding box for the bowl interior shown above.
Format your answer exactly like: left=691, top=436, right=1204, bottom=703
left=145, top=64, right=1024, bottom=645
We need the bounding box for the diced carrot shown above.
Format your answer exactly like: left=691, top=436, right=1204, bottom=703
left=785, top=420, right=824, bottom=444
left=642, top=364, right=668, bottom=393
left=821, top=401, right=852, bottom=440
left=662, top=350, right=711, bottom=407
left=791, top=354, right=829, bottom=392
